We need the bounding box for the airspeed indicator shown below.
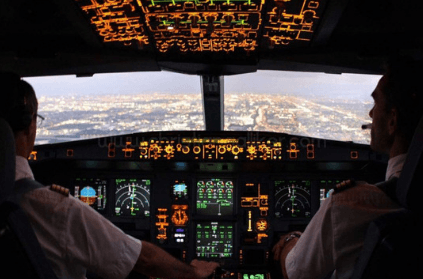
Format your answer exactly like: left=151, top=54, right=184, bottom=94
left=115, top=179, right=151, bottom=217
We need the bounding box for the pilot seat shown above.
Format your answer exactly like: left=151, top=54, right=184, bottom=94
left=0, top=118, right=58, bottom=279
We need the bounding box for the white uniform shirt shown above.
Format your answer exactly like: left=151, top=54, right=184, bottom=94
left=285, top=154, right=407, bottom=279
left=15, top=156, right=142, bottom=279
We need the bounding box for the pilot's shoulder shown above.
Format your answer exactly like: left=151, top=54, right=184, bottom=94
left=332, top=179, right=377, bottom=194
left=332, top=179, right=382, bottom=195
left=49, top=184, right=70, bottom=197
left=332, top=179, right=357, bottom=194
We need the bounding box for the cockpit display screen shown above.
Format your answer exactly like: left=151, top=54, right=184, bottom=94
left=196, top=221, right=234, bottom=259
left=74, top=178, right=107, bottom=212
left=242, top=274, right=265, bottom=279
left=115, top=178, right=151, bottom=217
left=172, top=181, right=188, bottom=199
left=196, top=178, right=234, bottom=216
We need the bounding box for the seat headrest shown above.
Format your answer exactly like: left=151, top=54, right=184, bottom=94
left=396, top=116, right=423, bottom=211
left=0, top=118, right=16, bottom=204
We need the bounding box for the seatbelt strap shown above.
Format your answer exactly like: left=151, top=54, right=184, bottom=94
left=376, top=177, right=399, bottom=204
left=11, top=178, right=45, bottom=203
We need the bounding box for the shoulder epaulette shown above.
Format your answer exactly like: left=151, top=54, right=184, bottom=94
left=50, top=184, right=70, bottom=197
left=333, top=179, right=356, bottom=194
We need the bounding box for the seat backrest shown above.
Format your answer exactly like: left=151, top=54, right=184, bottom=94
left=351, top=116, right=423, bottom=279
left=396, top=116, right=423, bottom=212
left=0, top=118, right=16, bottom=203
left=0, top=118, right=58, bottom=279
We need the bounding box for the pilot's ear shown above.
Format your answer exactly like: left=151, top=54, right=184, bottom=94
left=388, top=107, right=398, bottom=135
left=22, top=116, right=36, bottom=136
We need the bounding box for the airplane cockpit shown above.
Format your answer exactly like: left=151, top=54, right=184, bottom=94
left=1, top=0, right=422, bottom=278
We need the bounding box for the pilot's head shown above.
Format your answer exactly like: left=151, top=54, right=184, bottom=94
left=0, top=72, right=38, bottom=158
left=369, top=58, right=423, bottom=156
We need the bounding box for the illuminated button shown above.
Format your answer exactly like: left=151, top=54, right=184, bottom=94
left=182, top=145, right=190, bottom=154
left=232, top=146, right=240, bottom=155
left=193, top=146, right=201, bottom=154
left=218, top=146, right=226, bottom=154
left=165, top=144, right=175, bottom=154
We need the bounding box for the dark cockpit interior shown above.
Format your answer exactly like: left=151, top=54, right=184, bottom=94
left=1, top=0, right=422, bottom=278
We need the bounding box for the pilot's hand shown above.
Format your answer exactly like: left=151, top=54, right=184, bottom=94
left=190, top=259, right=220, bottom=279
left=272, top=231, right=302, bottom=261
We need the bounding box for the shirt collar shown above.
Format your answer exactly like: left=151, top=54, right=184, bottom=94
left=386, top=153, right=408, bottom=181
left=15, top=155, right=35, bottom=181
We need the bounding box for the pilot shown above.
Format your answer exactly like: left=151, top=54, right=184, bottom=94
left=0, top=72, right=219, bottom=279
left=272, top=57, right=423, bottom=279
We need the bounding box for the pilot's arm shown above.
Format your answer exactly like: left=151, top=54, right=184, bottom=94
left=273, top=193, right=336, bottom=279
left=272, top=182, right=401, bottom=279
left=20, top=184, right=219, bottom=279
left=272, top=231, right=302, bottom=278
left=134, top=241, right=220, bottom=279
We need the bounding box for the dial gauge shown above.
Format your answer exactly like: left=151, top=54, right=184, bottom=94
left=115, top=179, right=151, bottom=217
left=255, top=219, right=268, bottom=232
left=171, top=205, right=189, bottom=226
left=274, top=180, right=311, bottom=218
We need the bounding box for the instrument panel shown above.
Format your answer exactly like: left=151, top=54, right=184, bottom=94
left=30, top=131, right=387, bottom=278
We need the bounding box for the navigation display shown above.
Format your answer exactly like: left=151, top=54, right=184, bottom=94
left=196, top=221, right=234, bottom=259
left=196, top=178, right=234, bottom=216
left=115, top=178, right=151, bottom=217
left=274, top=180, right=311, bottom=218
left=74, top=178, right=107, bottom=212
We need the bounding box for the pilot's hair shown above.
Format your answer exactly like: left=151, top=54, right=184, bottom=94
left=0, top=72, right=38, bottom=133
left=383, top=57, right=423, bottom=144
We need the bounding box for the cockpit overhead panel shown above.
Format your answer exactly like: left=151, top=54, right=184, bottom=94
left=74, top=0, right=327, bottom=57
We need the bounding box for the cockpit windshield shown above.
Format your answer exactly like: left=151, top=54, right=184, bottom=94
left=27, top=72, right=204, bottom=145
left=225, top=71, right=381, bottom=144
left=26, top=70, right=381, bottom=146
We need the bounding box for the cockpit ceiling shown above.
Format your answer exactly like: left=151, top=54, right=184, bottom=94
left=75, top=0, right=323, bottom=55
left=0, top=0, right=422, bottom=76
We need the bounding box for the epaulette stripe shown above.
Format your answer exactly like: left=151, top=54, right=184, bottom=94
left=50, top=184, right=70, bottom=197
left=333, top=179, right=356, bottom=194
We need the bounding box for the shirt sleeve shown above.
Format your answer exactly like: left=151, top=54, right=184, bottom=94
left=285, top=183, right=401, bottom=279
left=63, top=196, right=142, bottom=279
left=285, top=197, right=335, bottom=279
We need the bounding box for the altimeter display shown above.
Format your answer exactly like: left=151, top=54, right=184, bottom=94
left=115, top=178, right=151, bottom=217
